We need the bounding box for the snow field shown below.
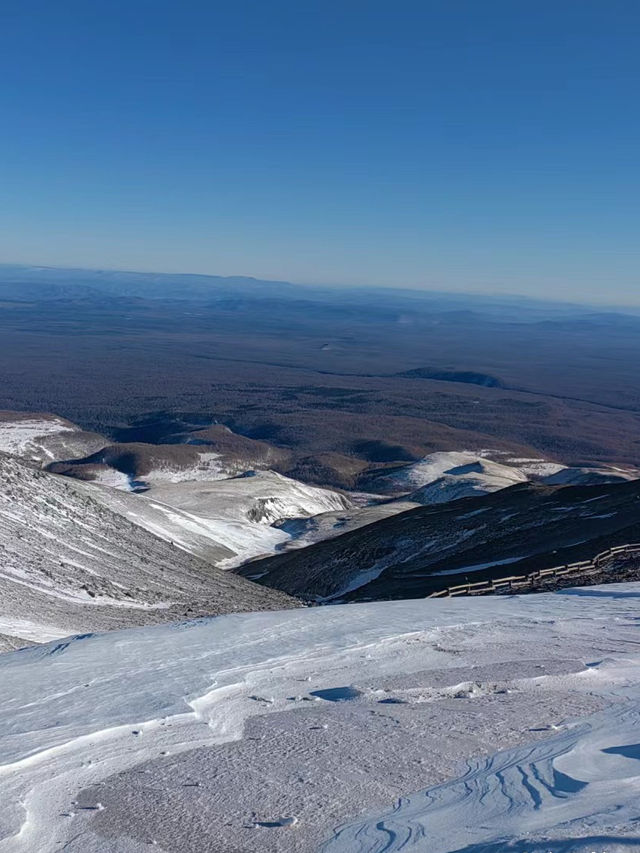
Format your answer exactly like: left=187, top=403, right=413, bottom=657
left=2, top=586, right=640, bottom=851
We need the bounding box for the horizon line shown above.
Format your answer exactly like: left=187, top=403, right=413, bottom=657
left=1, top=258, right=639, bottom=313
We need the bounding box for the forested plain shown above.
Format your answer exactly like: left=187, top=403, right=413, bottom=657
left=1, top=275, right=639, bottom=488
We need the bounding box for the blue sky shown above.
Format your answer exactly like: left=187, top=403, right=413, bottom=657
left=1, top=0, right=639, bottom=303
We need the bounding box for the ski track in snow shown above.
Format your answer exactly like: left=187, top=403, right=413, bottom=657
left=2, top=587, right=640, bottom=851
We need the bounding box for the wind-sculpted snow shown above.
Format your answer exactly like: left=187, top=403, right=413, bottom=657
left=323, top=693, right=640, bottom=852
left=2, top=586, right=640, bottom=851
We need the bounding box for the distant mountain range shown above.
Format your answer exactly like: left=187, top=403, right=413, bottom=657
left=5, top=261, right=639, bottom=316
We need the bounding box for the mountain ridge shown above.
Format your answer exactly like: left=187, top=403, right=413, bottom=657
left=239, top=478, right=640, bottom=602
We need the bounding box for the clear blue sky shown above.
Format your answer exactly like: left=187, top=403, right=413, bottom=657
left=1, top=0, right=639, bottom=303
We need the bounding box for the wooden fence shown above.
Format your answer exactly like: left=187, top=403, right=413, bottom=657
left=428, top=543, right=640, bottom=598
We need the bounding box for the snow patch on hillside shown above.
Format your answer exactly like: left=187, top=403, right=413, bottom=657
left=90, top=468, right=133, bottom=490
left=126, top=471, right=354, bottom=567
left=0, top=413, right=108, bottom=466
left=75, top=470, right=354, bottom=570
left=0, top=416, right=74, bottom=458
left=134, top=452, right=227, bottom=487
left=0, top=617, right=67, bottom=645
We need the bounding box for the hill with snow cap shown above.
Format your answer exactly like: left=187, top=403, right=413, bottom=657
left=366, top=449, right=636, bottom=500
left=0, top=411, right=107, bottom=465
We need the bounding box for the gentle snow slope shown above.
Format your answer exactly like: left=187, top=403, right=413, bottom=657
left=2, top=585, right=640, bottom=851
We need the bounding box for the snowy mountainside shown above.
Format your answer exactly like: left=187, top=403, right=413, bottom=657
left=240, top=477, right=640, bottom=601
left=82, top=470, right=353, bottom=568
left=2, top=585, right=640, bottom=851
left=148, top=470, right=352, bottom=525
left=0, top=411, right=107, bottom=465
left=0, top=453, right=296, bottom=651
left=273, top=498, right=421, bottom=552
left=3, top=410, right=637, bottom=586
left=46, top=436, right=638, bottom=571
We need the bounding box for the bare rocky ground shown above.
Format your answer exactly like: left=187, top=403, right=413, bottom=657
left=78, top=659, right=607, bottom=853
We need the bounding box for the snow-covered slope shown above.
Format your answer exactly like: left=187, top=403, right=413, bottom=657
left=0, top=453, right=295, bottom=650
left=49, top=442, right=229, bottom=490
left=149, top=470, right=352, bottom=525
left=2, top=585, right=640, bottom=852
left=369, top=450, right=636, bottom=502
left=80, top=470, right=353, bottom=568
left=0, top=411, right=107, bottom=465
left=274, top=499, right=420, bottom=552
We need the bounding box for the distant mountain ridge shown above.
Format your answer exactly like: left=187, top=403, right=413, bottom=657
left=5, top=262, right=638, bottom=316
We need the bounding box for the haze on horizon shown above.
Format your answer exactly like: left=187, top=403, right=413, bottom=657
left=1, top=0, right=638, bottom=305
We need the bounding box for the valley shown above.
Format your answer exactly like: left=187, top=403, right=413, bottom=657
left=1, top=408, right=637, bottom=619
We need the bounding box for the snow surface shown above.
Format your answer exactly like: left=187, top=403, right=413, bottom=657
left=89, top=468, right=134, bottom=490
left=128, top=451, right=227, bottom=488
left=0, top=617, right=65, bottom=645
left=2, top=585, right=640, bottom=851
left=430, top=554, right=531, bottom=576
left=148, top=471, right=351, bottom=526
